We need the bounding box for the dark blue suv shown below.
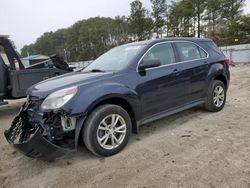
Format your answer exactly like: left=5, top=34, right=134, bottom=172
left=5, top=38, right=230, bottom=160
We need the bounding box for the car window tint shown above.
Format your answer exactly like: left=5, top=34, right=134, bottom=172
left=143, top=43, right=175, bottom=66
left=175, top=42, right=203, bottom=61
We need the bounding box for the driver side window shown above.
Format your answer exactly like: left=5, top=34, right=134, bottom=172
left=143, top=43, right=175, bottom=66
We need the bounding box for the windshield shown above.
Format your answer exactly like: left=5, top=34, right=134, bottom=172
left=83, top=44, right=145, bottom=72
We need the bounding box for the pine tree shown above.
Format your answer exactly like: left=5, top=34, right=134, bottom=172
left=150, top=0, right=168, bottom=38
left=128, top=0, right=153, bottom=40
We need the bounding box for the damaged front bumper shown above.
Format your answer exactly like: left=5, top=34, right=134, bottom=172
left=4, top=127, right=70, bottom=160
left=4, top=101, right=85, bottom=160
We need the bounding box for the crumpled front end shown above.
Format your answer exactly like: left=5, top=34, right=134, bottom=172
left=4, top=99, right=85, bottom=160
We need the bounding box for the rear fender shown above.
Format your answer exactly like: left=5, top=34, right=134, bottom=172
left=205, top=62, right=228, bottom=96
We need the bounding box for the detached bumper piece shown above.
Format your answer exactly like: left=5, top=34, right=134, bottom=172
left=4, top=103, right=74, bottom=160
left=5, top=128, right=70, bottom=160
left=0, top=100, right=8, bottom=106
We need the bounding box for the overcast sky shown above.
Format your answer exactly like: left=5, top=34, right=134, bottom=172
left=1, top=0, right=250, bottom=51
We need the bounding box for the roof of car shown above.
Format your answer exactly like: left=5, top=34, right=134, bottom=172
left=124, top=37, right=212, bottom=47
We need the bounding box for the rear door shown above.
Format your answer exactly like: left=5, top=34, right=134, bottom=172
left=173, top=41, right=209, bottom=103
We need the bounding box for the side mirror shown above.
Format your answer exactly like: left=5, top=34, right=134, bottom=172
left=138, top=59, right=161, bottom=71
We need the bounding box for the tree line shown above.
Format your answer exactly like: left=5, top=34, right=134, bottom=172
left=21, top=0, right=250, bottom=61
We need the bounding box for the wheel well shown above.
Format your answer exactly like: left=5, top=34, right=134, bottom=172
left=214, top=75, right=227, bottom=89
left=89, top=97, right=138, bottom=133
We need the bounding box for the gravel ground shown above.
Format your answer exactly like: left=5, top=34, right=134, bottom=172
left=0, top=65, right=250, bottom=188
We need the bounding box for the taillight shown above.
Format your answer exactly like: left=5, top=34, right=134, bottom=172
left=224, top=58, right=230, bottom=66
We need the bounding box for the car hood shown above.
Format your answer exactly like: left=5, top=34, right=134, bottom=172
left=27, top=72, right=114, bottom=99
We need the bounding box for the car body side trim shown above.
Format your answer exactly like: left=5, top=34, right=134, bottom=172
left=139, top=99, right=205, bottom=125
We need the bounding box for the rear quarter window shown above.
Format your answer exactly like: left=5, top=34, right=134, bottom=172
left=199, top=48, right=207, bottom=58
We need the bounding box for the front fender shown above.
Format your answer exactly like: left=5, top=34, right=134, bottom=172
left=62, top=82, right=141, bottom=120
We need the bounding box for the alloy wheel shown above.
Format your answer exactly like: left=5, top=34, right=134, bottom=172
left=97, top=114, right=127, bottom=150
left=213, top=85, right=225, bottom=107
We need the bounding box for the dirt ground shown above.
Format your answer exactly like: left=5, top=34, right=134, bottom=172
left=0, top=65, right=250, bottom=188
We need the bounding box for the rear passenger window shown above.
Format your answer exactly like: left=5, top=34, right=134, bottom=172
left=175, top=42, right=207, bottom=61
left=143, top=43, right=175, bottom=66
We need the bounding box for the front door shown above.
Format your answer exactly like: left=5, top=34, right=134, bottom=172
left=136, top=42, right=187, bottom=120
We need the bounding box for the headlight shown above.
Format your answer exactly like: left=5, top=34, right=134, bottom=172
left=41, top=86, right=78, bottom=111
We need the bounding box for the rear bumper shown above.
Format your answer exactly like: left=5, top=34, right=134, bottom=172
left=4, top=128, right=72, bottom=160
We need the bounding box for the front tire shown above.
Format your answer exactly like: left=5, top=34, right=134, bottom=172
left=83, top=104, right=132, bottom=156
left=204, top=80, right=226, bottom=112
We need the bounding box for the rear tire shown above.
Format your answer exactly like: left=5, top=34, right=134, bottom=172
left=204, top=80, right=226, bottom=112
left=83, top=104, right=132, bottom=157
